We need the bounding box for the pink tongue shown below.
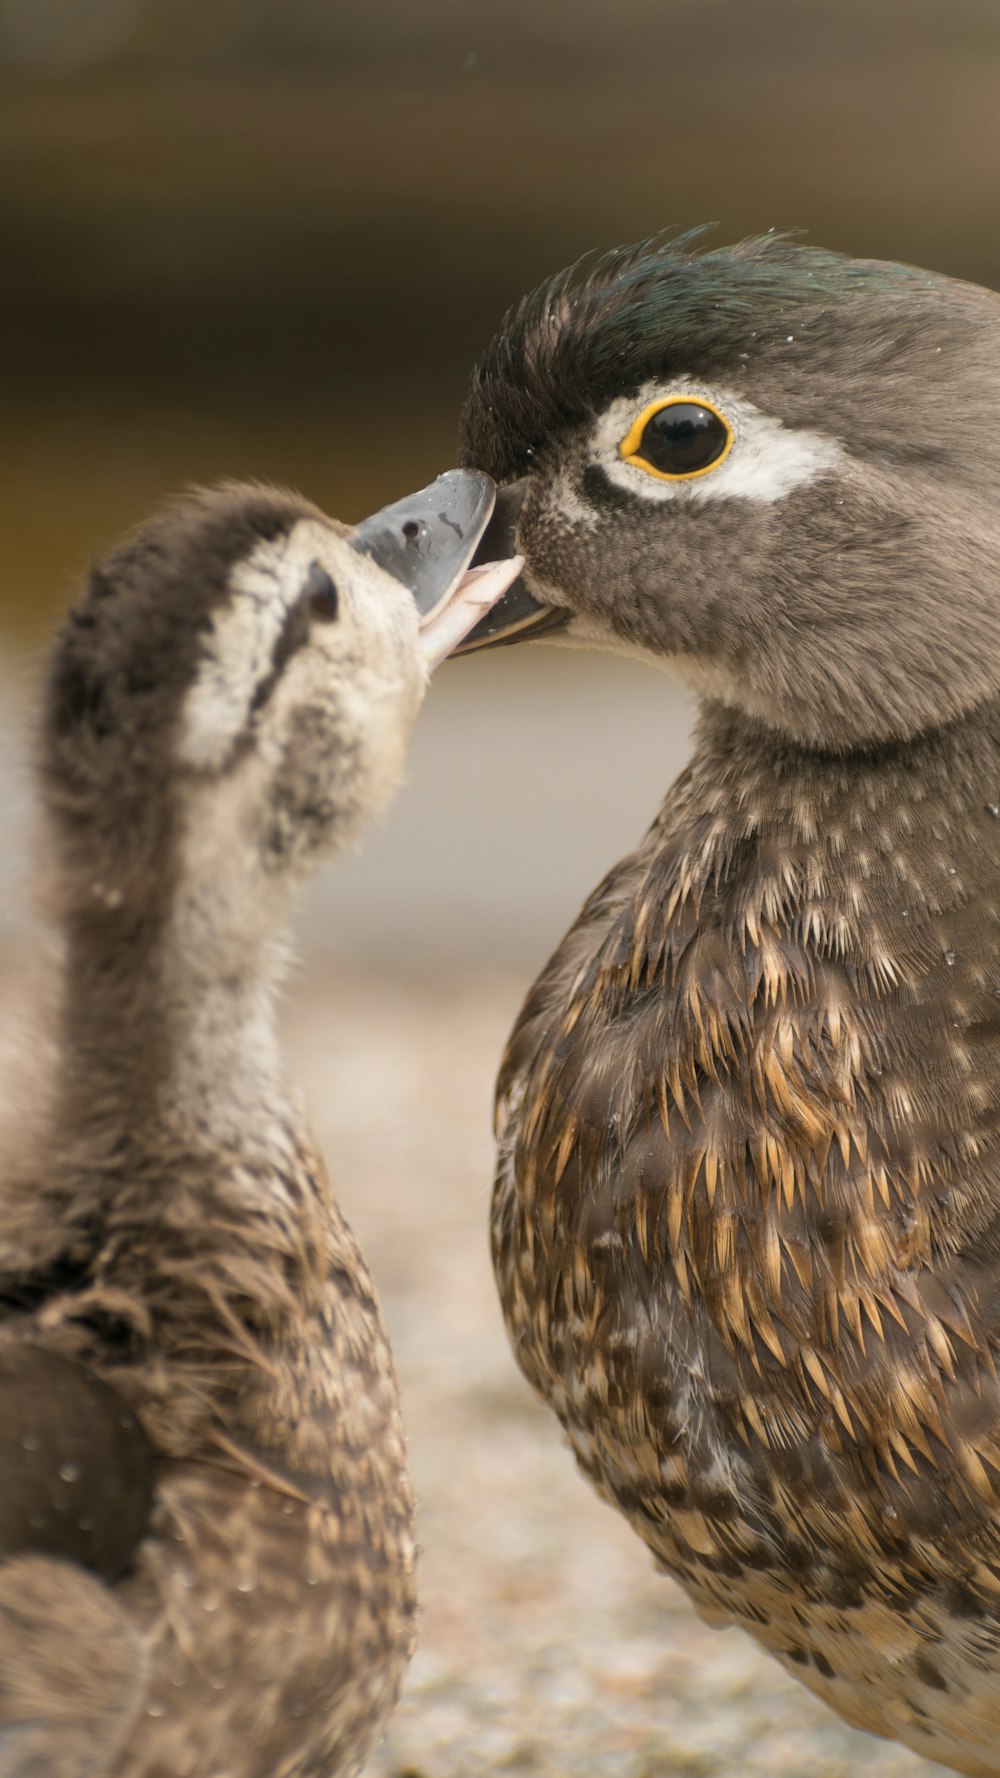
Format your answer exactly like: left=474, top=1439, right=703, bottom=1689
left=419, top=556, right=525, bottom=667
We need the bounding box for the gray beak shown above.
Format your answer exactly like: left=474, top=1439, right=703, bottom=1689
left=349, top=469, right=498, bottom=619
left=449, top=479, right=568, bottom=654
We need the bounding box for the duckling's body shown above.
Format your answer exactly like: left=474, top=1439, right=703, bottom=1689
left=457, top=235, right=1000, bottom=1775
left=0, top=1158, right=415, bottom=1778
left=0, top=476, right=515, bottom=1778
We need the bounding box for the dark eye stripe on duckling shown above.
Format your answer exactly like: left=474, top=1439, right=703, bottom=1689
left=250, top=563, right=339, bottom=717
left=620, top=396, right=734, bottom=482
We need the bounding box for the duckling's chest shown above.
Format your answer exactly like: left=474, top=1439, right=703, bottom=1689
left=82, top=1181, right=418, bottom=1778
left=492, top=730, right=1000, bottom=1760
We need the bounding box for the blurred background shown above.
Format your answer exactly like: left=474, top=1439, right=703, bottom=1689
left=0, top=5, right=993, bottom=1771
left=5, top=0, right=1000, bottom=971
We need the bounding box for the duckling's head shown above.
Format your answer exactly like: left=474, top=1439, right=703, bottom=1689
left=41, top=476, right=514, bottom=949
left=458, top=231, right=1000, bottom=749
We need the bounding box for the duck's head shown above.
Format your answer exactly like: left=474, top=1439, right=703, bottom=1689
left=457, top=231, right=1000, bottom=750
left=41, top=476, right=518, bottom=943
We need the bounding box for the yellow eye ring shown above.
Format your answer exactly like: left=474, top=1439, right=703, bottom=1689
left=619, top=395, right=734, bottom=483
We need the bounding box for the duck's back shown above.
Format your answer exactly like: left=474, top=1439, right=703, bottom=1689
left=492, top=703, right=1000, bottom=1777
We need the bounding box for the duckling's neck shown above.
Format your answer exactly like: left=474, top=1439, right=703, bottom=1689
left=55, top=888, right=299, bottom=1198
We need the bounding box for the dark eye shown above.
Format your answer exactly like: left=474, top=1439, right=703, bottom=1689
left=303, top=561, right=339, bottom=622
left=620, top=398, right=733, bottom=482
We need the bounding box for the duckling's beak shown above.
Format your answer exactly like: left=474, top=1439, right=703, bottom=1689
left=450, top=480, right=570, bottom=655
left=349, top=469, right=524, bottom=667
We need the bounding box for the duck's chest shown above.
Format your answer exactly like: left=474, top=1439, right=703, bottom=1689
left=491, top=731, right=1000, bottom=1722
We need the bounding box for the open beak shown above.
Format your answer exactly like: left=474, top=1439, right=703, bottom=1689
left=450, top=480, right=569, bottom=655
left=349, top=469, right=524, bottom=669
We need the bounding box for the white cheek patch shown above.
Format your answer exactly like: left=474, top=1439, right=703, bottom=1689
left=178, top=519, right=337, bottom=772
left=589, top=378, right=845, bottom=507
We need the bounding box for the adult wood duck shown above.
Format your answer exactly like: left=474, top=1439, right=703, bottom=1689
left=0, top=475, right=518, bottom=1778
left=455, top=232, right=1000, bottom=1776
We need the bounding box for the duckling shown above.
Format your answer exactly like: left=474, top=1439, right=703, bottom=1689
left=454, top=232, right=1000, bottom=1776
left=0, top=472, right=520, bottom=1778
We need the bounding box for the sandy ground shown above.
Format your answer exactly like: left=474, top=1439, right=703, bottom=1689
left=285, top=969, right=948, bottom=1778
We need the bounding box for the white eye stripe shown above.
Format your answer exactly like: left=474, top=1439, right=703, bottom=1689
left=179, top=519, right=335, bottom=772
left=589, top=378, right=845, bottom=506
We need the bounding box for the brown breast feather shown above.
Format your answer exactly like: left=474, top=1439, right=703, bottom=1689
left=493, top=709, right=1000, bottom=1772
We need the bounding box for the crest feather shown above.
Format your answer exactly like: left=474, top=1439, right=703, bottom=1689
left=458, top=228, right=934, bottom=480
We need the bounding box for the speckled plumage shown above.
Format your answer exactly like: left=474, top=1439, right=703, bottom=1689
left=459, top=234, right=1000, bottom=1774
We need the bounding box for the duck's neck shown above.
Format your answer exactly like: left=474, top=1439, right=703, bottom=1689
left=672, top=694, right=1000, bottom=935
left=613, top=695, right=1000, bottom=1361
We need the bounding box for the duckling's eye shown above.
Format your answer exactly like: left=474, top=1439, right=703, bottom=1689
left=303, top=561, right=339, bottom=622
left=620, top=398, right=733, bottom=482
